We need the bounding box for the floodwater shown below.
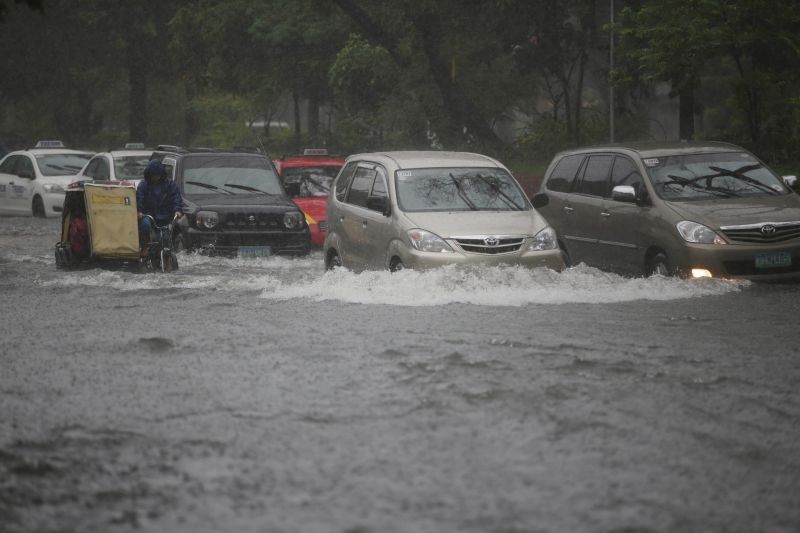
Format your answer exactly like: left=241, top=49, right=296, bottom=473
left=1, top=216, right=799, bottom=533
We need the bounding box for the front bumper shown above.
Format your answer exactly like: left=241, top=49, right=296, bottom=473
left=44, top=192, right=66, bottom=217
left=186, top=227, right=311, bottom=255
left=679, top=241, right=800, bottom=281
left=400, top=243, right=565, bottom=271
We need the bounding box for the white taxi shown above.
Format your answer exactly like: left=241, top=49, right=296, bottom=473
left=73, top=149, right=153, bottom=187
left=0, top=141, right=93, bottom=217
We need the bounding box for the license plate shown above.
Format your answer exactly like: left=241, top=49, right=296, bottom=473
left=238, top=246, right=272, bottom=258
left=754, top=251, right=791, bottom=268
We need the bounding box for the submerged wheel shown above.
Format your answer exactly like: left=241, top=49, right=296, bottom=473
left=389, top=257, right=405, bottom=272
left=326, top=250, right=342, bottom=270
left=648, top=252, right=670, bottom=277
left=32, top=196, right=46, bottom=218
left=173, top=232, right=186, bottom=254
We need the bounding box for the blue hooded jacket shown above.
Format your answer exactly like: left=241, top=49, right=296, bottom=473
left=136, top=160, right=182, bottom=223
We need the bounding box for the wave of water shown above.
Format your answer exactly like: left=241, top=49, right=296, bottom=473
left=28, top=250, right=745, bottom=306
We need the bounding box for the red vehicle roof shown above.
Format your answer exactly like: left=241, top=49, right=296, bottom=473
left=274, top=155, right=346, bottom=176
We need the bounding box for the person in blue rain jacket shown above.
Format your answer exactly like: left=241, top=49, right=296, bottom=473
left=136, top=159, right=183, bottom=248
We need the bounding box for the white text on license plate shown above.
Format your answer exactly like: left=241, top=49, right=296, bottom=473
left=238, top=246, right=272, bottom=258
left=754, top=251, right=791, bottom=268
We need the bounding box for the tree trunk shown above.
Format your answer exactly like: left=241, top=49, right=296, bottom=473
left=292, top=92, right=302, bottom=150
left=127, top=42, right=147, bottom=142
left=307, top=97, right=320, bottom=144
left=573, top=50, right=587, bottom=145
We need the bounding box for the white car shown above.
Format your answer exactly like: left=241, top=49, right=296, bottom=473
left=74, top=149, right=153, bottom=187
left=0, top=144, right=93, bottom=217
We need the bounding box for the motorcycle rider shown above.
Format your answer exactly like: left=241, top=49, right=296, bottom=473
left=137, top=159, right=183, bottom=250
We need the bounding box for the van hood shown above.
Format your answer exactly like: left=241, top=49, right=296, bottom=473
left=404, top=209, right=545, bottom=237
left=664, top=194, right=800, bottom=227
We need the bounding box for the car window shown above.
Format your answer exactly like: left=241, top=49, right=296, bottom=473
left=575, top=154, right=613, bottom=197
left=371, top=167, right=388, bottom=198
left=181, top=155, right=285, bottom=197
left=35, top=153, right=91, bottom=176
left=546, top=154, right=584, bottom=193
left=335, top=161, right=357, bottom=201
left=18, top=156, right=34, bottom=176
left=95, top=158, right=110, bottom=180
left=610, top=156, right=643, bottom=196
left=0, top=155, right=19, bottom=174
left=114, top=155, right=149, bottom=179
left=346, top=167, right=377, bottom=208
left=83, top=158, right=99, bottom=178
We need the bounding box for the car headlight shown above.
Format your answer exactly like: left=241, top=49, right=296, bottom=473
left=283, top=211, right=303, bottom=229
left=676, top=220, right=726, bottom=244
left=42, top=183, right=64, bottom=193
left=528, top=226, right=558, bottom=251
left=407, top=229, right=453, bottom=253
left=196, top=210, right=219, bottom=229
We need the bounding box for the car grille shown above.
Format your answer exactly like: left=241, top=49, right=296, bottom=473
left=723, top=257, right=800, bottom=276
left=222, top=212, right=284, bottom=229
left=455, top=237, right=524, bottom=255
left=720, top=221, right=800, bottom=243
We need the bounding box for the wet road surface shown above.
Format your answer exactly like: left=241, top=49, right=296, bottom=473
left=1, top=217, right=799, bottom=533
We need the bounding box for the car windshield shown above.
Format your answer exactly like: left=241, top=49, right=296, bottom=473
left=395, top=167, right=530, bottom=212
left=114, top=155, right=149, bottom=179
left=182, top=155, right=285, bottom=197
left=35, top=153, right=91, bottom=176
left=646, top=152, right=789, bottom=201
left=282, top=166, right=339, bottom=197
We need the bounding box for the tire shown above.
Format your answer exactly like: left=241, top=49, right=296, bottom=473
left=161, top=251, right=178, bottom=273
left=648, top=252, right=670, bottom=277
left=389, top=257, right=405, bottom=272
left=173, top=232, right=186, bottom=254
left=32, top=196, right=46, bottom=218
left=326, top=250, right=342, bottom=270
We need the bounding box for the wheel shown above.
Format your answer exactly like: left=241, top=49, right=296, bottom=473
left=160, top=249, right=179, bottom=272
left=172, top=232, right=186, bottom=254
left=648, top=252, right=670, bottom=276
left=326, top=250, right=342, bottom=270
left=389, top=257, right=405, bottom=272
left=32, top=196, right=46, bottom=217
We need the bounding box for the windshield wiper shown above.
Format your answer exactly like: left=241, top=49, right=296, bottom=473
left=449, top=173, right=478, bottom=210
left=185, top=180, right=233, bottom=194
left=224, top=183, right=276, bottom=195
left=475, top=174, right=523, bottom=210
left=707, top=165, right=779, bottom=195
left=663, top=174, right=739, bottom=197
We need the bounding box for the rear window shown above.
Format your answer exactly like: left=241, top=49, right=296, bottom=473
left=546, top=154, right=584, bottom=193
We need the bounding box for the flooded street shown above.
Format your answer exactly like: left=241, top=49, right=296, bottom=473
left=1, top=216, right=799, bottom=533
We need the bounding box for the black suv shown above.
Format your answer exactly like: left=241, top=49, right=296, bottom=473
left=151, top=148, right=310, bottom=256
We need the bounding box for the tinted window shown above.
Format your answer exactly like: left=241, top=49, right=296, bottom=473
left=575, top=155, right=613, bottom=197
left=335, top=162, right=357, bottom=201
left=18, top=156, right=34, bottom=176
left=371, top=168, right=388, bottom=198
left=546, top=154, right=584, bottom=193
left=95, top=158, right=110, bottom=180
left=347, top=167, right=377, bottom=208
left=610, top=156, right=643, bottom=196
left=0, top=155, right=19, bottom=174
left=83, top=158, right=99, bottom=178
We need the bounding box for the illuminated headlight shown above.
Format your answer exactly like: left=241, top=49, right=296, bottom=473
left=528, top=226, right=557, bottom=251
left=408, top=229, right=453, bottom=253
left=196, top=210, right=219, bottom=229
left=676, top=221, right=726, bottom=244
left=43, top=183, right=64, bottom=193
left=283, top=211, right=303, bottom=229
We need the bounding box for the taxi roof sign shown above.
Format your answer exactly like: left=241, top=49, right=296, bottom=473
left=35, top=140, right=66, bottom=148
left=124, top=142, right=146, bottom=149
left=303, top=148, right=329, bottom=156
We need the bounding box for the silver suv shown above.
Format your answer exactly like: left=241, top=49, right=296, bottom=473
left=323, top=151, right=564, bottom=271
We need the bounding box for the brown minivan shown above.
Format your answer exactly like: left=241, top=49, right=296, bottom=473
left=533, top=142, right=800, bottom=281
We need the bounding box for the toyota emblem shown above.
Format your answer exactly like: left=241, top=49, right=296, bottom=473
left=761, top=224, right=776, bottom=235
left=484, top=236, right=499, bottom=247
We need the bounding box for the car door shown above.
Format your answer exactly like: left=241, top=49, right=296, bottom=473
left=8, top=154, right=36, bottom=214
left=361, top=165, right=395, bottom=270
left=0, top=155, right=20, bottom=214
left=539, top=153, right=585, bottom=253
left=566, top=154, right=614, bottom=267
left=338, top=164, right=379, bottom=268
left=600, top=155, right=648, bottom=274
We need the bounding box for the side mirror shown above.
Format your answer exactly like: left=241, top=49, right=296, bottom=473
left=782, top=175, right=798, bottom=191
left=366, top=196, right=390, bottom=216
left=17, top=169, right=34, bottom=180
left=531, top=192, right=549, bottom=208
left=611, top=185, right=637, bottom=203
